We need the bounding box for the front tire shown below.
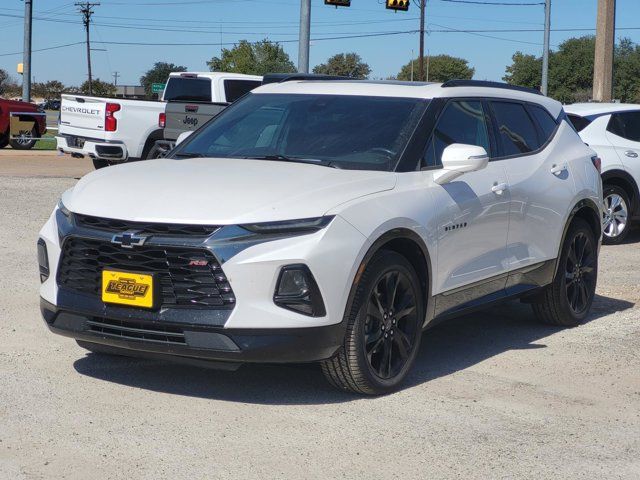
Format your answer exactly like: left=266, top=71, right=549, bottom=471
left=321, top=250, right=424, bottom=395
left=532, top=218, right=598, bottom=327
left=602, top=185, right=631, bottom=245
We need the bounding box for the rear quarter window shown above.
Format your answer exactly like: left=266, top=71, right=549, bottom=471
left=528, top=104, right=558, bottom=143
left=567, top=113, right=592, bottom=132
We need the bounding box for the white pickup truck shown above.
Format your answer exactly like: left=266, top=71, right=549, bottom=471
left=56, top=72, right=262, bottom=169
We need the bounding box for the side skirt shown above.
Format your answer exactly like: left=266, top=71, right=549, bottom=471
left=426, top=259, right=555, bottom=328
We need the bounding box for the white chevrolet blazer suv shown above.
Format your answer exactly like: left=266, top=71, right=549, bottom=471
left=565, top=103, right=640, bottom=244
left=38, top=78, right=603, bottom=394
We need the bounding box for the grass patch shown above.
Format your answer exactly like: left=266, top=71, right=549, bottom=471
left=34, top=133, right=57, bottom=151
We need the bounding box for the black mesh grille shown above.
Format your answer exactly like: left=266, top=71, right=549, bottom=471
left=74, top=214, right=220, bottom=237
left=57, top=237, right=235, bottom=309
left=87, top=318, right=186, bottom=345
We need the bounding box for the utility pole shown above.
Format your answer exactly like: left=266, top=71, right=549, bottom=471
left=76, top=2, right=100, bottom=95
left=112, top=71, right=119, bottom=86
left=593, top=0, right=616, bottom=102
left=418, top=0, right=426, bottom=81
left=541, top=0, right=551, bottom=96
left=22, top=0, right=33, bottom=102
left=298, top=0, right=311, bottom=73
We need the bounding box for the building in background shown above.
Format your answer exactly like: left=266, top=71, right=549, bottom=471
left=114, top=85, right=146, bottom=99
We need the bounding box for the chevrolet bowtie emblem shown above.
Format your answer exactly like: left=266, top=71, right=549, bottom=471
left=111, top=230, right=148, bottom=249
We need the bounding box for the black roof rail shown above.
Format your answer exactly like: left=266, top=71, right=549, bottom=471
left=441, top=79, right=542, bottom=96
left=261, top=73, right=354, bottom=85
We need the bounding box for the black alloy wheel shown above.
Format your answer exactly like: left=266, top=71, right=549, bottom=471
left=564, top=231, right=597, bottom=316
left=364, top=270, right=420, bottom=380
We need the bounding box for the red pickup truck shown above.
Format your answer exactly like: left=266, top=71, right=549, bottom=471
left=0, top=98, right=47, bottom=150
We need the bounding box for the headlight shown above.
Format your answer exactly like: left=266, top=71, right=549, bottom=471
left=57, top=199, right=71, bottom=217
left=241, top=216, right=334, bottom=235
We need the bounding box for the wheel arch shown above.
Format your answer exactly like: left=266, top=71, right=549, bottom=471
left=349, top=228, right=434, bottom=329
left=140, top=129, right=165, bottom=159
left=555, top=198, right=601, bottom=277
left=602, top=169, right=639, bottom=216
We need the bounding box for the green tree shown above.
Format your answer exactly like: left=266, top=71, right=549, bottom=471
left=0, top=69, right=18, bottom=96
left=207, top=39, right=296, bottom=75
left=80, top=78, right=117, bottom=97
left=140, top=62, right=187, bottom=98
left=614, top=38, right=640, bottom=103
left=397, top=54, right=474, bottom=82
left=312, top=52, right=371, bottom=79
left=502, top=52, right=542, bottom=90
left=504, top=36, right=640, bottom=103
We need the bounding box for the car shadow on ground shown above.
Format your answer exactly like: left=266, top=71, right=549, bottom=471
left=73, top=294, right=635, bottom=405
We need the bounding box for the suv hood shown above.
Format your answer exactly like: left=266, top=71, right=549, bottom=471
left=63, top=157, right=396, bottom=224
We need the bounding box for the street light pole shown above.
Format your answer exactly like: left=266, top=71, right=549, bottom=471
left=541, top=0, right=551, bottom=96
left=22, top=0, right=33, bottom=102
left=298, top=0, right=311, bottom=73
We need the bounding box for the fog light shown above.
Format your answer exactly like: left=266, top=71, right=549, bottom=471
left=274, top=265, right=326, bottom=317
left=37, top=238, right=49, bottom=283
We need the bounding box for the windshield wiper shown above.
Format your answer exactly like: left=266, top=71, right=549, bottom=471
left=174, top=152, right=206, bottom=159
left=243, top=154, right=339, bottom=168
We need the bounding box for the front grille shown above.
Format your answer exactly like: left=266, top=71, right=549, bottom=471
left=58, top=237, right=235, bottom=309
left=74, top=214, right=220, bottom=237
left=87, top=318, right=186, bottom=345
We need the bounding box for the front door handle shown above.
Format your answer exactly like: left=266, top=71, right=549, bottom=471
left=550, top=163, right=568, bottom=175
left=491, top=182, right=508, bottom=195
left=625, top=150, right=638, bottom=158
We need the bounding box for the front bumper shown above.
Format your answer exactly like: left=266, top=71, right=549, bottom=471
left=56, top=135, right=127, bottom=162
left=41, top=297, right=344, bottom=366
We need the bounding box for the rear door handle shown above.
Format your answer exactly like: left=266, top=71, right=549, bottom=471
left=491, top=182, right=508, bottom=195
left=625, top=150, right=638, bottom=158
left=550, top=163, right=568, bottom=175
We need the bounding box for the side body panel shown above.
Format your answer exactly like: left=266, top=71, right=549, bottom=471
left=503, top=122, right=581, bottom=270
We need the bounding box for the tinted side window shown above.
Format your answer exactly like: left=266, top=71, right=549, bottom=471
left=528, top=105, right=558, bottom=142
left=567, top=113, right=591, bottom=132
left=422, top=100, right=490, bottom=168
left=491, top=101, right=540, bottom=156
left=224, top=80, right=262, bottom=103
left=607, top=112, right=640, bottom=141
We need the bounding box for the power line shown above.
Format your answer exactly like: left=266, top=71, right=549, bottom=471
left=75, top=2, right=100, bottom=95
left=440, top=0, right=543, bottom=5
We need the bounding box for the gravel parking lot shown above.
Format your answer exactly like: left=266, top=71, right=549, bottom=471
left=1, top=151, right=639, bottom=479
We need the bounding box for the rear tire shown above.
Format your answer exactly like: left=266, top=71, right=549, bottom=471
left=9, top=126, right=37, bottom=150
left=532, top=218, right=597, bottom=327
left=92, top=158, right=110, bottom=169
left=0, top=131, right=8, bottom=149
left=321, top=250, right=424, bottom=395
left=602, top=184, right=631, bottom=245
left=146, top=143, right=170, bottom=160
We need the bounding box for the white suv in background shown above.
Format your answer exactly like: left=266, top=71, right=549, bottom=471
left=39, top=78, right=602, bottom=394
left=566, top=103, right=640, bottom=244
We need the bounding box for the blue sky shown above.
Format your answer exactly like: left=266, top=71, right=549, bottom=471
left=1, top=0, right=639, bottom=87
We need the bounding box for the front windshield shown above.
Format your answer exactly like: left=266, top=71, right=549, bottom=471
left=172, top=93, right=427, bottom=171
